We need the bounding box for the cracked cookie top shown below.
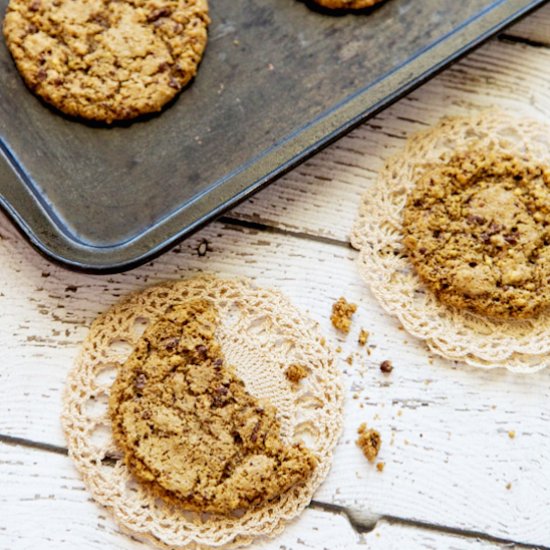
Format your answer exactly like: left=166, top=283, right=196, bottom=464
left=402, top=150, right=550, bottom=319
left=109, top=299, right=318, bottom=515
left=3, top=0, right=209, bottom=122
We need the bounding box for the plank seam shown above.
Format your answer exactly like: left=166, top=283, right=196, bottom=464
left=498, top=33, right=550, bottom=49
left=1, top=435, right=547, bottom=549
left=219, top=216, right=352, bottom=249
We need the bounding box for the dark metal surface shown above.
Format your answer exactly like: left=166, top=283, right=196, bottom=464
left=0, top=0, right=546, bottom=272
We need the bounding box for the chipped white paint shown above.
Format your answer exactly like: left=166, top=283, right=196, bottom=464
left=1, top=9, right=550, bottom=550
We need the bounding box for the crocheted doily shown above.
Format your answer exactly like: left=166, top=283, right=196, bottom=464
left=351, top=110, right=550, bottom=372
left=62, top=275, right=343, bottom=548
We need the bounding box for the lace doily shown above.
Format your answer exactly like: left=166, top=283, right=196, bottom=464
left=62, top=275, right=343, bottom=548
left=351, top=110, right=550, bottom=372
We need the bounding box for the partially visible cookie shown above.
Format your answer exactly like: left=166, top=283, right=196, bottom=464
left=310, top=0, right=384, bottom=10
left=109, top=299, right=317, bottom=515
left=3, top=0, right=209, bottom=123
left=402, top=150, right=550, bottom=319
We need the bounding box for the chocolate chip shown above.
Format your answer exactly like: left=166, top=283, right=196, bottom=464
left=168, top=77, right=180, bottom=90
left=380, top=360, right=393, bottom=374
left=215, top=386, right=228, bottom=396
left=36, top=68, right=47, bottom=82
left=195, top=344, right=207, bottom=359
left=29, top=0, right=41, bottom=12
left=504, top=234, right=518, bottom=245
left=418, top=247, right=427, bottom=255
left=214, top=358, right=224, bottom=367
left=164, top=337, right=180, bottom=351
left=487, top=222, right=502, bottom=236
left=147, top=8, right=171, bottom=23
left=135, top=373, right=147, bottom=390
left=467, top=214, right=486, bottom=225
left=250, top=422, right=260, bottom=443
left=480, top=233, right=491, bottom=245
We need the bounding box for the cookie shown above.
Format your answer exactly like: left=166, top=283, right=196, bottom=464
left=109, top=299, right=317, bottom=514
left=310, top=0, right=384, bottom=10
left=402, top=150, right=550, bottom=319
left=3, top=0, right=209, bottom=123
left=62, top=275, right=343, bottom=548
left=351, top=109, right=550, bottom=371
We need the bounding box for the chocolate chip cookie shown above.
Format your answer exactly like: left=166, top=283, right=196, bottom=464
left=402, top=150, right=550, bottom=319
left=311, top=0, right=384, bottom=10
left=3, top=0, right=209, bottom=123
left=109, top=299, right=317, bottom=514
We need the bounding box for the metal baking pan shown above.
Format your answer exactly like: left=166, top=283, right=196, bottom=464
left=0, top=0, right=546, bottom=273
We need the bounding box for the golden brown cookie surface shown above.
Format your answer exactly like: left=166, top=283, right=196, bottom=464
left=109, top=299, right=317, bottom=515
left=3, top=0, right=209, bottom=123
left=402, top=150, right=550, bottom=319
left=311, top=0, right=384, bottom=10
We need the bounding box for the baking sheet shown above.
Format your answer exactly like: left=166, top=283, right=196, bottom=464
left=0, top=0, right=546, bottom=272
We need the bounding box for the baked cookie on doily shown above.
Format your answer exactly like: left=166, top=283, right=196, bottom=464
left=351, top=110, right=550, bottom=372
left=62, top=275, right=343, bottom=549
left=3, top=0, right=209, bottom=123
left=310, top=0, right=385, bottom=9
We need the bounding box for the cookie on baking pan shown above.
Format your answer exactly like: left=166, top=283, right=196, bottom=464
left=3, top=0, right=209, bottom=123
left=310, top=0, right=384, bottom=9
left=351, top=109, right=550, bottom=372
left=62, top=275, right=343, bottom=549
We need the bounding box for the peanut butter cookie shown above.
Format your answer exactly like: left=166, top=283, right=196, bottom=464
left=3, top=0, right=209, bottom=123
left=402, top=150, right=550, bottom=319
left=109, top=299, right=317, bottom=515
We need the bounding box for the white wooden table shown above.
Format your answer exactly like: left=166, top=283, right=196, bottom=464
left=2, top=7, right=550, bottom=549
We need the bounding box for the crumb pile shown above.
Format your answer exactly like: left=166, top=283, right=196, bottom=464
left=356, top=423, right=381, bottom=462
left=331, top=297, right=357, bottom=333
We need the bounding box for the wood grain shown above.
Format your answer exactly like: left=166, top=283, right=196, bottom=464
left=1, top=442, right=510, bottom=550
left=1, top=214, right=550, bottom=545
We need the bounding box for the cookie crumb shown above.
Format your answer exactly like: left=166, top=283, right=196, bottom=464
left=356, top=423, right=381, bottom=462
left=506, top=482, right=512, bottom=490
left=380, top=360, right=393, bottom=374
left=331, top=297, right=357, bottom=334
left=376, top=462, right=385, bottom=472
left=508, top=430, right=516, bottom=439
left=346, top=355, right=353, bottom=366
left=285, top=364, right=309, bottom=384
left=336, top=346, right=342, bottom=353
left=358, top=329, right=369, bottom=347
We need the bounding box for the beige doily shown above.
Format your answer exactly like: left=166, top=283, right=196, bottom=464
left=351, top=109, right=550, bottom=372
left=62, top=275, right=343, bottom=549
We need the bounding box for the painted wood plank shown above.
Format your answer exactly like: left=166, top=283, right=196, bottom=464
left=227, top=39, right=550, bottom=242
left=0, top=442, right=508, bottom=550
left=506, top=3, right=550, bottom=45
left=1, top=215, right=550, bottom=546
